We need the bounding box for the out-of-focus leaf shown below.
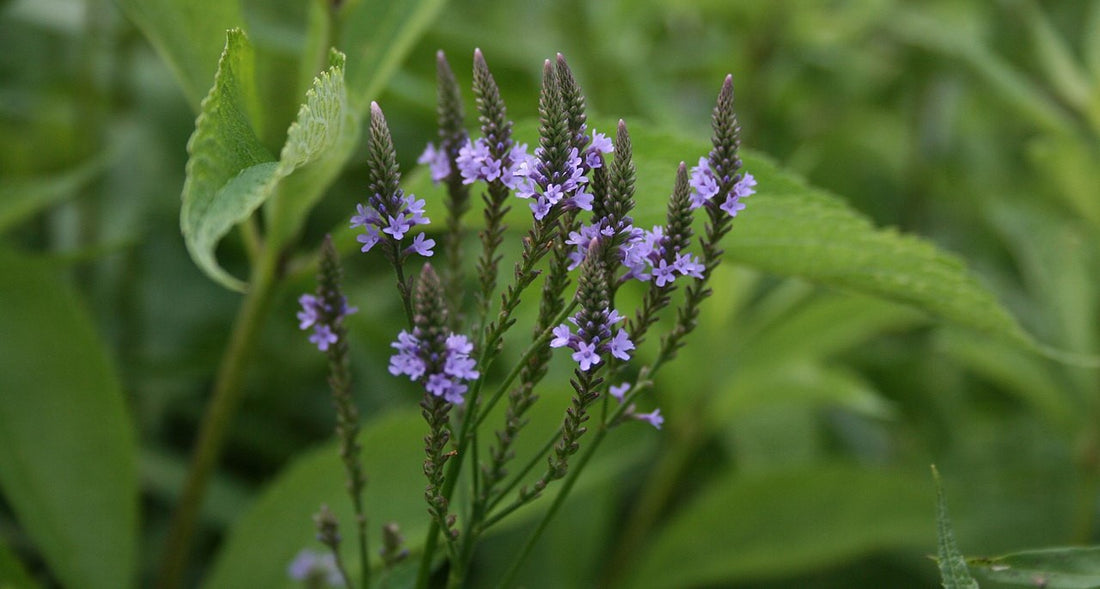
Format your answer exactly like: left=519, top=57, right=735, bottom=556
left=971, top=547, right=1100, bottom=588
left=116, top=0, right=245, bottom=111
left=1027, top=135, right=1100, bottom=230
left=714, top=362, right=896, bottom=422
left=338, top=0, right=448, bottom=112
left=181, top=30, right=357, bottom=290
left=1016, top=0, right=1092, bottom=113
left=934, top=465, right=980, bottom=589
left=0, top=248, right=137, bottom=589
left=626, top=465, right=934, bottom=588
left=0, top=541, right=39, bottom=589
left=886, top=8, right=1075, bottom=135
left=0, top=156, right=107, bottom=233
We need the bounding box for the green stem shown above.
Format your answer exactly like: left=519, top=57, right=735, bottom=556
left=156, top=248, right=282, bottom=589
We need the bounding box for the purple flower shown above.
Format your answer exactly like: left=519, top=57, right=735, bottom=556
left=418, top=143, right=451, bottom=183
left=298, top=293, right=357, bottom=352
left=351, top=192, right=431, bottom=256
left=609, top=382, right=630, bottom=400
left=719, top=173, right=756, bottom=217
left=406, top=233, right=436, bottom=257
left=389, top=330, right=478, bottom=403
left=572, top=341, right=601, bottom=371
left=288, top=549, right=343, bottom=586
left=635, top=409, right=664, bottom=430
left=689, top=158, right=755, bottom=215
left=550, top=307, right=633, bottom=372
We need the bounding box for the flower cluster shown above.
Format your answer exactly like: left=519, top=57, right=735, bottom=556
left=688, top=156, right=756, bottom=216
left=621, top=225, right=705, bottom=286
left=513, top=129, right=612, bottom=220
left=297, top=293, right=357, bottom=352
left=550, top=308, right=634, bottom=372
left=389, top=330, right=479, bottom=404
left=350, top=193, right=435, bottom=257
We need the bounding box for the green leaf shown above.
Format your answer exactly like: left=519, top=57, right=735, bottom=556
left=181, top=31, right=358, bottom=291
left=0, top=540, right=39, bottom=589
left=971, top=547, right=1100, bottom=588
left=206, top=393, right=649, bottom=587
left=626, top=465, right=934, bottom=588
left=116, top=0, right=245, bottom=111
left=338, top=0, right=448, bottom=112
left=933, top=465, right=980, bottom=589
left=0, top=248, right=137, bottom=589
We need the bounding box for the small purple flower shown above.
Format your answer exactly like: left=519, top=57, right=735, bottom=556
left=572, top=341, right=601, bottom=371
left=689, top=159, right=755, bottom=215
left=609, top=382, right=630, bottom=401
left=406, top=233, right=436, bottom=257
left=550, top=324, right=572, bottom=348
left=418, top=143, right=451, bottom=183
left=298, top=293, right=357, bottom=352
left=287, top=548, right=343, bottom=586
left=635, top=409, right=664, bottom=430
left=608, top=329, right=635, bottom=360
left=351, top=192, right=431, bottom=256
left=389, top=330, right=478, bottom=404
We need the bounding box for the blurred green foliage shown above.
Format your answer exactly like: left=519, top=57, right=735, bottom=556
left=1, top=0, right=1098, bottom=587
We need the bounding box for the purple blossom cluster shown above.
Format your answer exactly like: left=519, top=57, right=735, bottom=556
left=621, top=225, right=705, bottom=286
left=424, top=129, right=614, bottom=221
left=389, top=330, right=480, bottom=404
left=298, top=294, right=357, bottom=352
left=550, top=308, right=634, bottom=372
left=350, top=191, right=435, bottom=257
left=688, top=157, right=757, bottom=216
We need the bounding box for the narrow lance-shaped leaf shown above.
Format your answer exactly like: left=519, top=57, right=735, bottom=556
left=181, top=30, right=358, bottom=291
left=933, top=465, right=979, bottom=589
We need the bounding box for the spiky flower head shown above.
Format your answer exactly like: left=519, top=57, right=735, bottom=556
left=550, top=242, right=634, bottom=371
left=297, top=237, right=357, bottom=352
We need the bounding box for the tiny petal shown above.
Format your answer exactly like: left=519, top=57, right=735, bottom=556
left=550, top=324, right=572, bottom=348
left=309, top=324, right=338, bottom=352
left=572, top=341, right=601, bottom=371
left=609, top=382, right=630, bottom=401
left=406, top=233, right=436, bottom=257
left=636, top=409, right=664, bottom=430
left=608, top=329, right=634, bottom=360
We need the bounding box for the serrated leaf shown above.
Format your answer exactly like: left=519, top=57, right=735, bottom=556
left=0, top=248, right=137, bottom=589
left=934, top=465, right=980, bottom=589
left=971, top=547, right=1100, bottom=588
left=625, top=465, right=934, bottom=588
left=116, top=0, right=245, bottom=111
left=181, top=31, right=358, bottom=291
left=338, top=0, right=448, bottom=112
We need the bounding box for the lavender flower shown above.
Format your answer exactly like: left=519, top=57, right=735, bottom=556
left=635, top=409, right=664, bottom=430
left=287, top=549, right=343, bottom=587
left=688, top=156, right=756, bottom=215
left=297, top=293, right=357, bottom=352
left=417, top=143, right=451, bottom=183
left=609, top=382, right=631, bottom=401
left=350, top=194, right=432, bottom=255
left=549, top=307, right=634, bottom=371
left=617, top=225, right=705, bottom=286
left=389, top=327, right=479, bottom=404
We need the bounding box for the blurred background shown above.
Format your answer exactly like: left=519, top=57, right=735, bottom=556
left=1, top=0, right=1098, bottom=587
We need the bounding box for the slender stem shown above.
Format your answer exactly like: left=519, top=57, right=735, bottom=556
left=156, top=247, right=282, bottom=589
left=485, top=427, right=562, bottom=516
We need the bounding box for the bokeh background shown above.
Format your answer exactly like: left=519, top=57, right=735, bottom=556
left=2, top=0, right=1098, bottom=587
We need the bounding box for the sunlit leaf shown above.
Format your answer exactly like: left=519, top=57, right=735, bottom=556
left=0, top=248, right=137, bottom=589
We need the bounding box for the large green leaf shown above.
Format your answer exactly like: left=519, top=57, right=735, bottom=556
left=181, top=30, right=358, bottom=291
left=338, top=0, right=448, bottom=112
left=0, top=249, right=137, bottom=589
left=971, top=547, right=1100, bottom=588
left=625, top=465, right=934, bottom=588
left=0, top=540, right=39, bottom=589
left=116, top=0, right=245, bottom=111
